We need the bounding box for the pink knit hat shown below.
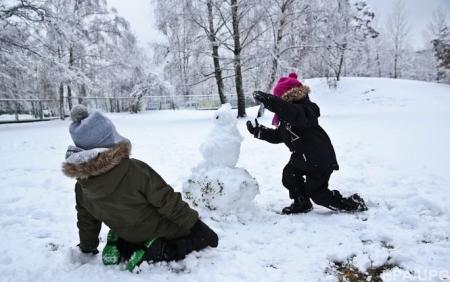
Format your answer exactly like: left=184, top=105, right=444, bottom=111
left=272, top=72, right=302, bottom=126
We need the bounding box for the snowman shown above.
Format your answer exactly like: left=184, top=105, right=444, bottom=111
left=183, top=103, right=259, bottom=213
left=199, top=103, right=243, bottom=168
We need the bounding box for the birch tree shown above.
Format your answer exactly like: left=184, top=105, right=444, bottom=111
left=186, top=0, right=227, bottom=104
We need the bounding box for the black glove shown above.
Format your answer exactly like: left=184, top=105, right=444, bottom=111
left=253, top=90, right=273, bottom=107
left=77, top=244, right=99, bottom=255
left=246, top=119, right=260, bottom=135
left=190, top=219, right=219, bottom=248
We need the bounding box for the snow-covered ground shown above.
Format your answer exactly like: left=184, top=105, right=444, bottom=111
left=0, top=77, right=449, bottom=282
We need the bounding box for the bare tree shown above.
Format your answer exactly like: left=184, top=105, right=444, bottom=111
left=186, top=0, right=227, bottom=104
left=217, top=0, right=267, bottom=117
left=207, top=0, right=226, bottom=104
left=313, top=0, right=378, bottom=83
left=154, top=0, right=201, bottom=97
left=265, top=0, right=296, bottom=92
left=387, top=0, right=410, bottom=79
left=256, top=0, right=299, bottom=117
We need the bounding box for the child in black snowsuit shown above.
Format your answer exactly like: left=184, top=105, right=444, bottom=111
left=247, top=73, right=367, bottom=214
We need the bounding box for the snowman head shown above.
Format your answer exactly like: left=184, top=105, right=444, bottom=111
left=214, top=103, right=236, bottom=126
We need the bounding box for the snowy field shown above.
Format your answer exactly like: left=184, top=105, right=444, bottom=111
left=0, top=77, right=449, bottom=282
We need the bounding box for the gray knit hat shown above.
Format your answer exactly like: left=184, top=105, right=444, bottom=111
left=69, top=105, right=129, bottom=150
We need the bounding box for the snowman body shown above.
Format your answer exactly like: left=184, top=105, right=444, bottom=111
left=199, top=103, right=243, bottom=168
left=183, top=104, right=259, bottom=213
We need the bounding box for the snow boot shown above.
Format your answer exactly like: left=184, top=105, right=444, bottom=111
left=102, top=230, right=120, bottom=265
left=126, top=238, right=177, bottom=272
left=339, top=193, right=368, bottom=212
left=126, top=239, right=157, bottom=272
left=281, top=196, right=313, bottom=214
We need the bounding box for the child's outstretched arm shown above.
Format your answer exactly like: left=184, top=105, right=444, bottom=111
left=246, top=119, right=283, bottom=144
left=253, top=91, right=318, bottom=128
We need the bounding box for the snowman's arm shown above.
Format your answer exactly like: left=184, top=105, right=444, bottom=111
left=256, top=125, right=283, bottom=144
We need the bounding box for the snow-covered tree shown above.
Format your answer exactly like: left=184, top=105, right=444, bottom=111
left=129, top=72, right=171, bottom=113
left=261, top=0, right=298, bottom=92
left=0, top=0, right=150, bottom=117
left=186, top=0, right=228, bottom=104
left=0, top=0, right=49, bottom=99
left=386, top=0, right=410, bottom=79
left=153, top=0, right=202, bottom=97
left=427, top=9, right=450, bottom=82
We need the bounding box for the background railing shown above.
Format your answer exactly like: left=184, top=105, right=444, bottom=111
left=0, top=98, right=60, bottom=123
left=0, top=94, right=257, bottom=123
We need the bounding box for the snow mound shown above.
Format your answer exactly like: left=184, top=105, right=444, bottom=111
left=183, top=166, right=258, bottom=212
left=183, top=103, right=259, bottom=212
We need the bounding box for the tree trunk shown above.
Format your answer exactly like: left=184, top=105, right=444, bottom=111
left=231, top=0, right=246, bottom=118
left=181, top=4, right=191, bottom=97
left=59, top=82, right=65, bottom=120
left=38, top=101, right=43, bottom=120
left=393, top=53, right=398, bottom=78
left=67, top=47, right=74, bottom=110
left=376, top=52, right=382, bottom=77
left=207, top=0, right=226, bottom=104
left=14, top=101, right=19, bottom=121
left=67, top=85, right=73, bottom=110
left=436, top=65, right=441, bottom=82
left=78, top=83, right=86, bottom=104
left=336, top=44, right=346, bottom=81
left=267, top=56, right=280, bottom=92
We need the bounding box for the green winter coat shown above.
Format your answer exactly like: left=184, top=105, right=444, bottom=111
left=62, top=142, right=199, bottom=251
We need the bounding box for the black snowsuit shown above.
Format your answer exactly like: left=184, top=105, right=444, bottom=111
left=256, top=94, right=344, bottom=209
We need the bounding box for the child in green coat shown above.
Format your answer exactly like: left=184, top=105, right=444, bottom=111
left=63, top=105, right=218, bottom=271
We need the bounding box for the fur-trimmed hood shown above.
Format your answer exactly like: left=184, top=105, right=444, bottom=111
left=281, top=85, right=310, bottom=102
left=62, top=142, right=131, bottom=179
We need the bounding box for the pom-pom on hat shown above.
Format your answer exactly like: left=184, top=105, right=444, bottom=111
left=71, top=104, right=89, bottom=123
left=273, top=72, right=302, bottom=98
left=69, top=105, right=129, bottom=150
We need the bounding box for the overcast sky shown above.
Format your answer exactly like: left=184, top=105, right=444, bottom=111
left=107, top=0, right=450, bottom=52
left=107, top=0, right=164, bottom=50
